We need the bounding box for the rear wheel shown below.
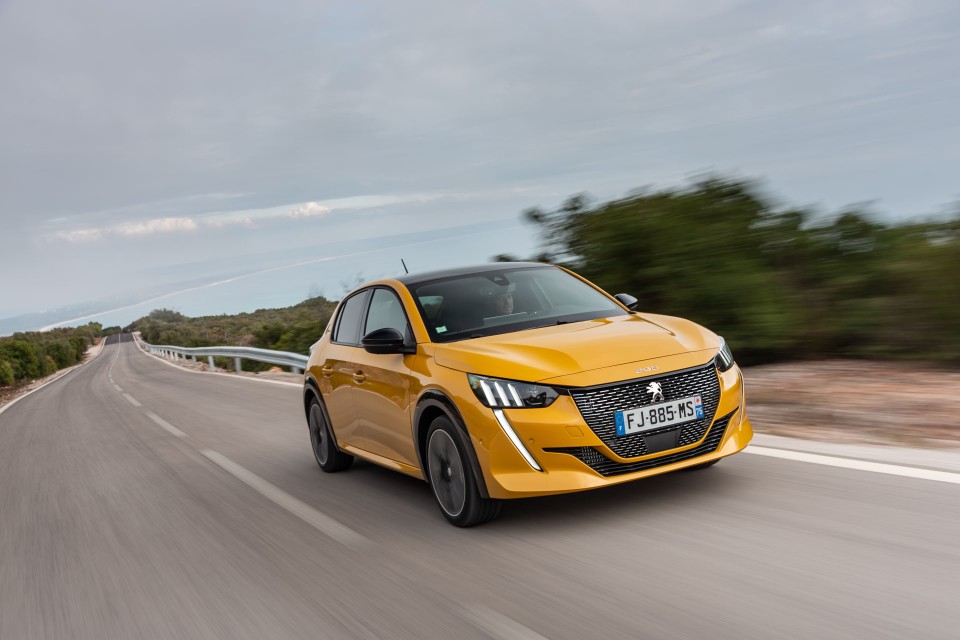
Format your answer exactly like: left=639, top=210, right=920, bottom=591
left=308, top=397, right=353, bottom=472
left=426, top=416, right=501, bottom=527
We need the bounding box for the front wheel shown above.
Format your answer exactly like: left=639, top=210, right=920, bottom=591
left=308, top=397, right=353, bottom=472
left=426, top=416, right=501, bottom=527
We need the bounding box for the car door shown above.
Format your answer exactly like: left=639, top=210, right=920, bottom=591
left=350, top=286, right=420, bottom=467
left=318, top=289, right=370, bottom=450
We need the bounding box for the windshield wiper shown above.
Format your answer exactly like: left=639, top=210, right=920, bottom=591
left=525, top=320, right=571, bottom=331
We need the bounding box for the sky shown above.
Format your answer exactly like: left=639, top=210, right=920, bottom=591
left=1, top=0, right=958, bottom=333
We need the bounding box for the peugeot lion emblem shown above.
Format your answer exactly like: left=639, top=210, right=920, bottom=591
left=646, top=381, right=665, bottom=403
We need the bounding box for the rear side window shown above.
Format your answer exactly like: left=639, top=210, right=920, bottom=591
left=332, top=290, right=369, bottom=345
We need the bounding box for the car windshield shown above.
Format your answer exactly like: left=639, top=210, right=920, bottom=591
left=410, top=266, right=627, bottom=342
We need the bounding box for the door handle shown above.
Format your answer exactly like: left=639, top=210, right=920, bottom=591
left=320, top=365, right=333, bottom=377
left=352, top=370, right=366, bottom=384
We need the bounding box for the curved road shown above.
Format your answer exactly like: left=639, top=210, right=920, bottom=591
left=1, top=335, right=957, bottom=639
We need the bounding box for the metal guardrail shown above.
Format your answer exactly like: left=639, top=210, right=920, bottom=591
left=135, top=334, right=308, bottom=375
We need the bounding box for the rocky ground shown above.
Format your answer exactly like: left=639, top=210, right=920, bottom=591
left=743, top=360, right=960, bottom=449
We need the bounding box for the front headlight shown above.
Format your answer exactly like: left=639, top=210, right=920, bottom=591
left=715, top=337, right=735, bottom=372
left=468, top=374, right=560, bottom=409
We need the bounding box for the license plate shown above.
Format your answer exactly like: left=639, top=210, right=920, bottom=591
left=614, top=395, right=703, bottom=436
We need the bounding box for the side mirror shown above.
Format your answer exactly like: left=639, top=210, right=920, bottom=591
left=614, top=293, right=639, bottom=310
left=361, top=327, right=414, bottom=354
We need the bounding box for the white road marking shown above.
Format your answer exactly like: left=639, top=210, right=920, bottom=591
left=146, top=412, right=188, bottom=438
left=122, top=393, right=142, bottom=407
left=461, top=606, right=551, bottom=640
left=199, top=449, right=367, bottom=548
left=745, top=446, right=960, bottom=485
left=113, top=384, right=123, bottom=392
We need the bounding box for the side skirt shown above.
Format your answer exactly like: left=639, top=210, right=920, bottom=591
left=339, top=444, right=425, bottom=480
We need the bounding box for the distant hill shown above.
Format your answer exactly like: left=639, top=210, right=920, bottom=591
left=127, top=296, right=339, bottom=363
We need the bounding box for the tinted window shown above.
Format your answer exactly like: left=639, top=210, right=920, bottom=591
left=364, top=288, right=409, bottom=337
left=333, top=290, right=369, bottom=345
left=411, top=266, right=625, bottom=342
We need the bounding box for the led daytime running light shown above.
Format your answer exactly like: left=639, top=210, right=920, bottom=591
left=715, top=337, right=735, bottom=372
left=468, top=374, right=559, bottom=409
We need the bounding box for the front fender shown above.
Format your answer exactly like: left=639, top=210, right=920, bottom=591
left=414, top=390, right=490, bottom=499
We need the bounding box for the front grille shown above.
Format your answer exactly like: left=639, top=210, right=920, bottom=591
left=568, top=362, right=721, bottom=459
left=545, top=410, right=735, bottom=477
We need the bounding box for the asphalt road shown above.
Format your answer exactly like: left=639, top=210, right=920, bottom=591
left=1, top=335, right=957, bottom=640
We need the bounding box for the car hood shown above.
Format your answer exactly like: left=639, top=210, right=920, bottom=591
left=432, top=313, right=720, bottom=383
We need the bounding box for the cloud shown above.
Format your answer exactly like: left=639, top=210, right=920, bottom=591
left=49, top=201, right=332, bottom=242
left=54, top=228, right=104, bottom=243
left=116, top=217, right=199, bottom=236
left=288, top=202, right=331, bottom=218
left=53, top=216, right=199, bottom=242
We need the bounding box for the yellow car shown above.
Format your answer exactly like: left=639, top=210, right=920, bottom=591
left=303, top=262, right=752, bottom=526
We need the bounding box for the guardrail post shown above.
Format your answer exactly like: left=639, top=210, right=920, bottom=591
left=208, top=356, right=215, bottom=372
left=234, top=357, right=242, bottom=372
left=190, top=355, right=197, bottom=365
left=292, top=367, right=302, bottom=375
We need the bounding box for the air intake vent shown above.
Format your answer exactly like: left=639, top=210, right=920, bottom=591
left=545, top=410, right=734, bottom=477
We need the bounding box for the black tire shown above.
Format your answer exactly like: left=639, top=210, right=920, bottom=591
left=307, top=396, right=353, bottom=472
left=425, top=416, right=501, bottom=527
left=686, top=458, right=720, bottom=471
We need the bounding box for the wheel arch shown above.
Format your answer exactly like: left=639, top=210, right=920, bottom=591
left=303, top=376, right=322, bottom=419
left=413, top=390, right=490, bottom=499
left=303, top=376, right=345, bottom=452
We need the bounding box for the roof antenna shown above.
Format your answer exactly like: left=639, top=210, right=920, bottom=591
left=401, top=259, right=409, bottom=274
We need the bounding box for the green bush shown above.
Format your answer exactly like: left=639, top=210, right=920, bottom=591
left=128, top=297, right=337, bottom=356
left=0, top=360, right=14, bottom=386
left=522, top=176, right=960, bottom=364
left=0, top=341, right=43, bottom=381
left=0, top=323, right=100, bottom=385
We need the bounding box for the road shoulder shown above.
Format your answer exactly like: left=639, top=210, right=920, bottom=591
left=750, top=432, right=960, bottom=473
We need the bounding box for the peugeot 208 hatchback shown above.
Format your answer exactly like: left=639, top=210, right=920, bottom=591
left=303, top=263, right=752, bottom=526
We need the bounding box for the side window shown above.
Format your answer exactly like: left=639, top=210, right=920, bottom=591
left=332, top=290, right=370, bottom=345
left=364, top=288, right=410, bottom=337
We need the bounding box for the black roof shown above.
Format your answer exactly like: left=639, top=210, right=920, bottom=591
left=395, top=262, right=549, bottom=287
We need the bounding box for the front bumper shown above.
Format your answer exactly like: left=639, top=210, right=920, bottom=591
left=460, top=363, right=752, bottom=499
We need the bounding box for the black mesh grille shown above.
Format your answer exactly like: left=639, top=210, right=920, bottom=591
left=545, top=411, right=734, bottom=477
left=568, top=362, right=721, bottom=458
